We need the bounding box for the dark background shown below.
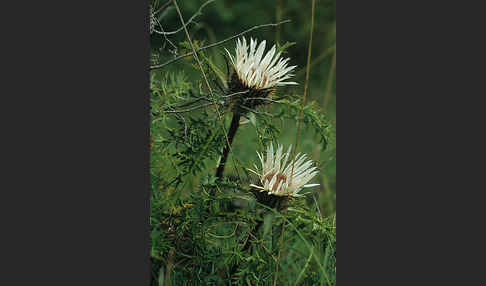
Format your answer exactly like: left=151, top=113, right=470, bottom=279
left=2, top=1, right=149, bottom=285
left=2, top=0, right=484, bottom=285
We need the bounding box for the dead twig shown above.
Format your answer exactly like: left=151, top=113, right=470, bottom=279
left=163, top=102, right=214, bottom=113
left=154, top=0, right=172, bottom=15
left=171, top=0, right=242, bottom=181
left=152, top=0, right=216, bottom=36
left=274, top=0, right=316, bottom=285
left=149, top=20, right=291, bottom=71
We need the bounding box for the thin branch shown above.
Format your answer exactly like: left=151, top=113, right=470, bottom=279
left=172, top=0, right=241, bottom=180
left=154, top=0, right=172, bottom=14
left=163, top=95, right=211, bottom=110
left=163, top=102, right=214, bottom=113
left=312, top=192, right=322, bottom=218
left=243, top=97, right=281, bottom=104
left=274, top=0, right=316, bottom=285
left=323, top=50, right=336, bottom=109
left=161, top=90, right=249, bottom=113
left=291, top=0, right=315, bottom=195
left=172, top=0, right=214, bottom=98
left=294, top=44, right=335, bottom=78
left=153, top=15, right=178, bottom=54
left=149, top=20, right=291, bottom=71
left=153, top=0, right=216, bottom=36
left=221, top=90, right=249, bottom=98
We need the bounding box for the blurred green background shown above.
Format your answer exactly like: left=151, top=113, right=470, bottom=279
left=150, top=0, right=336, bottom=216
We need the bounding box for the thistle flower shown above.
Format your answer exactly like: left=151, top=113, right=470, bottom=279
left=248, top=143, right=319, bottom=198
left=225, top=37, right=298, bottom=90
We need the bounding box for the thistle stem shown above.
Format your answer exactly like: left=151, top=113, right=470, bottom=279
left=215, top=113, right=241, bottom=178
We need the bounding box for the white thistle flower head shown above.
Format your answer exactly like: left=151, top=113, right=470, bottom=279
left=248, top=143, right=319, bottom=198
left=225, top=37, right=298, bottom=90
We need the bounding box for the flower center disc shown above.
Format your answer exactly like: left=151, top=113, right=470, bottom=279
left=265, top=172, right=287, bottom=191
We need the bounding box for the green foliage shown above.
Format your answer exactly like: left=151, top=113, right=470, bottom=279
left=275, top=99, right=331, bottom=149
left=149, top=0, right=336, bottom=284
left=149, top=66, right=336, bottom=284
left=169, top=112, right=225, bottom=176
left=150, top=178, right=336, bottom=285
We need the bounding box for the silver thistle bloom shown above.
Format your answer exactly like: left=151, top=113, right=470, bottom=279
left=225, top=37, right=298, bottom=90
left=248, top=143, right=319, bottom=198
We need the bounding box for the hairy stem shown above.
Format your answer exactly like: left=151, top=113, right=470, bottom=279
left=215, top=113, right=241, bottom=178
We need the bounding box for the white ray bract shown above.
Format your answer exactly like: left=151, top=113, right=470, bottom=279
left=225, top=37, right=298, bottom=90
left=248, top=143, right=319, bottom=197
